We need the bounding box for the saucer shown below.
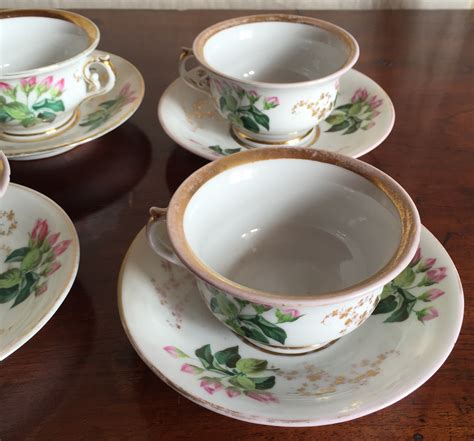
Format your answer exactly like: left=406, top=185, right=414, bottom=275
left=2, top=51, right=144, bottom=161
left=158, top=68, right=395, bottom=160
left=118, top=226, right=463, bottom=426
left=0, top=183, right=80, bottom=360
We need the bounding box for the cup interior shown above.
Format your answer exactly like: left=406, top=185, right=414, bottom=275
left=183, top=158, right=402, bottom=296
left=0, top=15, right=92, bottom=74
left=201, top=19, right=353, bottom=83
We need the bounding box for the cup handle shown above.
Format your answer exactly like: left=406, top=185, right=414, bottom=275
left=0, top=151, right=10, bottom=198
left=82, top=54, right=116, bottom=100
left=179, top=47, right=211, bottom=96
left=146, top=207, right=184, bottom=267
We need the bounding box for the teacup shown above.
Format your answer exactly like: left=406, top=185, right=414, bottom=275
left=146, top=148, right=420, bottom=355
left=179, top=14, right=359, bottom=149
left=0, top=9, right=116, bottom=139
left=0, top=152, right=10, bottom=198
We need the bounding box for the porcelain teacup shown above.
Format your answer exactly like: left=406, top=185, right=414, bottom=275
left=0, top=152, right=10, bottom=198
left=0, top=9, right=116, bottom=140
left=179, top=14, right=359, bottom=149
left=146, top=148, right=420, bottom=355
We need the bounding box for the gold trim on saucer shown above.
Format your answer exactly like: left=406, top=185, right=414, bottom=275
left=231, top=126, right=315, bottom=146
left=2, top=109, right=80, bottom=142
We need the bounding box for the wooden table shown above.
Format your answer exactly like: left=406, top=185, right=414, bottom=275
left=3, top=9, right=473, bottom=440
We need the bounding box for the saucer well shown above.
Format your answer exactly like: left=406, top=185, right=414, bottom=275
left=118, top=226, right=463, bottom=426
left=158, top=68, right=395, bottom=160
left=2, top=51, right=144, bottom=161
left=0, top=183, right=80, bottom=360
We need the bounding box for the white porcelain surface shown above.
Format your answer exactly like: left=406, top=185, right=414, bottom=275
left=0, top=183, right=80, bottom=360
left=0, top=11, right=115, bottom=137
left=185, top=159, right=401, bottom=294
left=0, top=16, right=89, bottom=74
left=2, top=51, right=144, bottom=160
left=119, top=226, right=463, bottom=426
left=158, top=68, right=395, bottom=160
left=0, top=151, right=10, bottom=197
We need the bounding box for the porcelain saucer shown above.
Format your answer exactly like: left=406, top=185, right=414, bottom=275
left=0, top=183, right=80, bottom=360
left=158, top=69, right=395, bottom=160
left=2, top=51, right=144, bottom=161
left=118, top=226, right=463, bottom=426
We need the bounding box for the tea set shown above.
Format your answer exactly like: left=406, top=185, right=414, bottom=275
left=0, top=9, right=464, bottom=426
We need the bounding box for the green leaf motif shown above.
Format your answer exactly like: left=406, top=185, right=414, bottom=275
left=0, top=108, right=12, bottom=123
left=275, top=309, right=301, bottom=324
left=234, top=375, right=255, bottom=390
left=326, top=119, right=351, bottom=133
left=214, top=346, right=241, bottom=368
left=348, top=102, right=363, bottom=116
left=252, top=316, right=287, bottom=344
left=242, top=325, right=269, bottom=344
left=325, top=113, right=346, bottom=125
left=21, top=248, right=42, bottom=272
left=0, top=268, right=22, bottom=289
left=334, top=103, right=353, bottom=112
left=32, top=98, right=65, bottom=112
left=195, top=344, right=214, bottom=369
left=224, top=95, right=238, bottom=112
left=384, top=298, right=416, bottom=323
left=251, top=375, right=276, bottom=390
left=215, top=292, right=238, bottom=319
left=241, top=116, right=260, bottom=133
left=37, top=111, right=57, bottom=123
left=208, top=145, right=224, bottom=155
left=219, top=96, right=226, bottom=112
left=393, top=267, right=416, bottom=288
left=0, top=285, right=19, bottom=304
left=3, top=102, right=33, bottom=120
left=251, top=110, right=270, bottom=130
left=252, top=303, right=272, bottom=314
left=372, top=294, right=398, bottom=315
left=12, top=272, right=40, bottom=308
left=5, top=247, right=30, bottom=263
left=236, top=358, right=268, bottom=374
left=20, top=116, right=40, bottom=128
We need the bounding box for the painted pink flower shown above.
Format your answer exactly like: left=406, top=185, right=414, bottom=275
left=416, top=307, right=439, bottom=322
left=419, top=258, right=436, bottom=272
left=50, top=78, right=65, bottom=97
left=368, top=95, right=383, bottom=110
left=21, top=76, right=37, bottom=93
left=420, top=288, right=445, bottom=302
left=351, top=88, right=368, bottom=103
left=163, top=346, right=188, bottom=358
left=226, top=387, right=241, bottom=398
left=248, top=90, right=258, bottom=98
left=46, top=261, right=61, bottom=276
left=282, top=308, right=301, bottom=318
left=40, top=75, right=53, bottom=88
left=35, top=282, right=48, bottom=297
left=180, top=363, right=204, bottom=375
left=0, top=82, right=12, bottom=91
left=52, top=240, right=71, bottom=256
left=364, top=121, right=376, bottom=130
left=244, top=391, right=279, bottom=403
left=371, top=110, right=381, bottom=118
left=119, top=83, right=137, bottom=104
left=266, top=96, right=279, bottom=106
left=200, top=379, right=223, bottom=395
left=31, top=219, right=49, bottom=243
left=425, top=267, right=447, bottom=284
left=409, top=247, right=421, bottom=267
left=47, top=232, right=60, bottom=246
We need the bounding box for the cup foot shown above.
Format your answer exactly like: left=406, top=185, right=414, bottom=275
left=1, top=109, right=80, bottom=143
left=234, top=332, right=340, bottom=356
left=230, top=125, right=320, bottom=150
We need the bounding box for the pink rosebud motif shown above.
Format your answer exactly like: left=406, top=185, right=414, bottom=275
left=282, top=308, right=301, bottom=319
left=0, top=82, right=12, bottom=91
left=46, top=261, right=61, bottom=276
left=163, top=346, right=188, bottom=358
left=248, top=90, right=259, bottom=98
left=31, top=219, right=49, bottom=243
left=409, top=248, right=421, bottom=267
left=364, top=121, right=376, bottom=130
left=425, top=267, right=447, bottom=284
left=180, top=363, right=204, bottom=375
left=52, top=240, right=71, bottom=256
left=420, top=288, right=445, bottom=302
left=119, top=83, right=137, bottom=104
left=371, top=110, right=381, bottom=118
left=35, top=282, right=48, bottom=297
left=416, top=307, right=439, bottom=322
left=368, top=95, right=383, bottom=110
left=50, top=78, right=65, bottom=97
left=47, top=232, right=60, bottom=246
left=40, top=75, right=53, bottom=88
left=419, top=258, right=436, bottom=272
left=244, top=391, right=279, bottom=403
left=200, top=379, right=223, bottom=395
left=265, top=96, right=279, bottom=106
left=21, top=76, right=37, bottom=93
left=225, top=387, right=241, bottom=398
left=351, top=88, right=368, bottom=103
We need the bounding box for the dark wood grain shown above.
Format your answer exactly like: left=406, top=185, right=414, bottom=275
left=2, top=9, right=473, bottom=441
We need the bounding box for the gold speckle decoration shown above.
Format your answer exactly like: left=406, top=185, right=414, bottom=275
left=185, top=98, right=219, bottom=130
left=291, top=92, right=333, bottom=120
left=0, top=210, right=17, bottom=236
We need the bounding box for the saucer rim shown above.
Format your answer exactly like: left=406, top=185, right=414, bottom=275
left=2, top=50, right=145, bottom=158
left=117, top=225, right=463, bottom=427
left=0, top=183, right=80, bottom=361
left=157, top=68, right=395, bottom=161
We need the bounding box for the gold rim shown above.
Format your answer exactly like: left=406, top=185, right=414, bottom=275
left=0, top=183, right=80, bottom=360
left=231, top=126, right=316, bottom=146
left=167, top=147, right=420, bottom=305
left=0, top=9, right=99, bottom=78
left=2, top=52, right=145, bottom=157
left=193, top=14, right=359, bottom=88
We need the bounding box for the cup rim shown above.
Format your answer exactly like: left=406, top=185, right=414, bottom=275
left=166, top=148, right=421, bottom=307
left=0, top=9, right=99, bottom=78
left=192, top=14, right=360, bottom=89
